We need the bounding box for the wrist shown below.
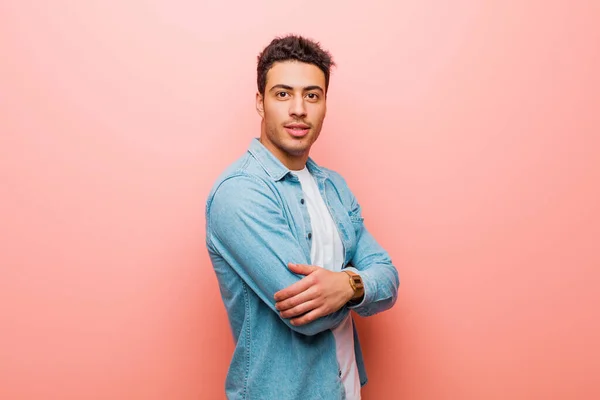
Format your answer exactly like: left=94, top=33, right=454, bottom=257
left=343, top=270, right=365, bottom=304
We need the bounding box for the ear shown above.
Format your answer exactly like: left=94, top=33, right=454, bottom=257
left=256, top=92, right=265, bottom=119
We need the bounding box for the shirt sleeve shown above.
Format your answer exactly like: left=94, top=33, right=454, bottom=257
left=340, top=185, right=400, bottom=317
left=206, top=173, right=350, bottom=336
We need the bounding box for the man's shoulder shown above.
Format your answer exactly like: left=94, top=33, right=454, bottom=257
left=311, top=162, right=358, bottom=207
left=207, top=152, right=273, bottom=206
left=315, top=163, right=350, bottom=189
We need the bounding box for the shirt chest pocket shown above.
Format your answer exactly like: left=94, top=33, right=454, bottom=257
left=338, top=207, right=362, bottom=255
left=348, top=208, right=364, bottom=232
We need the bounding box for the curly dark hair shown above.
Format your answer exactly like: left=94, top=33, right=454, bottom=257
left=257, top=34, right=335, bottom=96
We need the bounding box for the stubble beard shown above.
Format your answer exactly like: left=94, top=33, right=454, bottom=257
left=264, top=120, right=315, bottom=158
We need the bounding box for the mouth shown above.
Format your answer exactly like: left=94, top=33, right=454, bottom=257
left=284, top=123, right=310, bottom=138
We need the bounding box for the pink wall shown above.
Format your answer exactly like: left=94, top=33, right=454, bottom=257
left=1, top=1, right=599, bottom=399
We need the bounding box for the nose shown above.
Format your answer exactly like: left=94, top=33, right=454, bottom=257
left=289, top=95, right=307, bottom=118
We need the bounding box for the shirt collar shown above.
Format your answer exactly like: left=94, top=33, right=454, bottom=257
left=247, top=138, right=328, bottom=181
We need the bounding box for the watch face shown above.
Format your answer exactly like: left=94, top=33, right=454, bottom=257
left=351, top=276, right=364, bottom=289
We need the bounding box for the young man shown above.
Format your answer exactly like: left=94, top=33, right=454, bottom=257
left=206, top=35, right=399, bottom=400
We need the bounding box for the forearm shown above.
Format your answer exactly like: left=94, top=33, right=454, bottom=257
left=344, top=263, right=398, bottom=317
left=344, top=229, right=399, bottom=317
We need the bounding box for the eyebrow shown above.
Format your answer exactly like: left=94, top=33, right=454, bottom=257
left=269, top=84, right=324, bottom=93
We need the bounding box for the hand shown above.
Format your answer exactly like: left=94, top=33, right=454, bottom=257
left=274, top=263, right=354, bottom=326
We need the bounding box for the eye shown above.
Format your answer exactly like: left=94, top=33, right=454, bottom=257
left=276, top=92, right=290, bottom=99
left=306, top=93, right=319, bottom=101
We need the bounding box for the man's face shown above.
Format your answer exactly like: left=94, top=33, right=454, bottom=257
left=256, top=61, right=327, bottom=170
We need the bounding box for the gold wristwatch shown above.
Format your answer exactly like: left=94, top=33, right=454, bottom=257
left=343, top=270, right=364, bottom=304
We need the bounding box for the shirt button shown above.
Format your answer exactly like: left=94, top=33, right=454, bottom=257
left=308, top=233, right=312, bottom=240
left=300, top=198, right=305, bottom=205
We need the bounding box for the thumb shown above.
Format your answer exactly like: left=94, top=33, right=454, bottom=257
left=288, top=263, right=317, bottom=276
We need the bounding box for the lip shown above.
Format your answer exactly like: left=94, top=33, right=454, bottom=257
left=285, top=123, right=310, bottom=129
left=284, top=123, right=310, bottom=138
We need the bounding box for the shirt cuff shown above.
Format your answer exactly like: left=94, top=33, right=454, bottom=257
left=343, top=266, right=369, bottom=309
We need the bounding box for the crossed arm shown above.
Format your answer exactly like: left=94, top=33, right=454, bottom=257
left=274, top=263, right=357, bottom=326
left=207, top=174, right=398, bottom=335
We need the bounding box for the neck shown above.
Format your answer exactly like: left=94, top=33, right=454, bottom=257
left=259, top=137, right=309, bottom=171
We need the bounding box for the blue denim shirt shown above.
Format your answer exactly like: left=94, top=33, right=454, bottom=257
left=206, top=139, right=399, bottom=400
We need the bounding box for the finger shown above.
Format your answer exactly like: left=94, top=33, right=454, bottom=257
left=275, top=286, right=318, bottom=312
left=274, top=275, right=313, bottom=302
left=288, top=263, right=317, bottom=276
left=290, top=307, right=326, bottom=326
left=280, top=298, right=321, bottom=319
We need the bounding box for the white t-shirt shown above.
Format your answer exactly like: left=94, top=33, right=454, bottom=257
left=295, top=167, right=361, bottom=400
